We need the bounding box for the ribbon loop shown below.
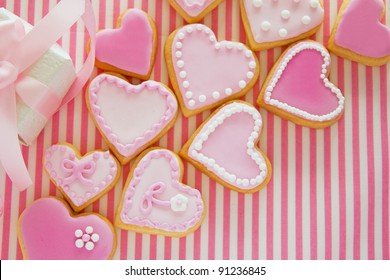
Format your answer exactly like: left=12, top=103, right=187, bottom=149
left=0, top=61, right=18, bottom=89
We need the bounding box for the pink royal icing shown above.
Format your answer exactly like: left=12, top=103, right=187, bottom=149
left=95, top=9, right=154, bottom=76
left=18, top=197, right=115, bottom=260
left=187, top=102, right=270, bottom=191
left=117, top=149, right=204, bottom=234
left=334, top=0, right=390, bottom=58
left=44, top=144, right=119, bottom=211
left=262, top=41, right=344, bottom=123
left=242, top=0, right=324, bottom=44
left=174, top=0, right=216, bottom=17
left=87, top=74, right=178, bottom=163
left=169, top=24, right=258, bottom=114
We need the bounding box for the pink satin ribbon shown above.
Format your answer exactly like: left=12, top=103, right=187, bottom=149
left=0, top=0, right=96, bottom=191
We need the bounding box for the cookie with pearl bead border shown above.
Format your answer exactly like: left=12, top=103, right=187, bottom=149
left=17, top=197, right=117, bottom=260
left=180, top=101, right=272, bottom=193
left=43, top=143, right=121, bottom=212
left=164, top=23, right=260, bottom=117
left=168, top=0, right=224, bottom=23
left=257, top=40, right=345, bottom=128
left=240, top=0, right=325, bottom=51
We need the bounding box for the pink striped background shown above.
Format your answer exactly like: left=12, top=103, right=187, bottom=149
left=0, top=0, right=389, bottom=260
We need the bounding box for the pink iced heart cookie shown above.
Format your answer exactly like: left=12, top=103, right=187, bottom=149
left=258, top=41, right=345, bottom=128
left=86, top=74, right=178, bottom=164
left=94, top=9, right=157, bottom=79
left=44, top=144, right=121, bottom=212
left=18, top=197, right=116, bottom=259
left=165, top=24, right=259, bottom=117
left=168, top=0, right=223, bottom=23
left=328, top=0, right=390, bottom=66
left=240, top=0, right=324, bottom=50
left=180, top=101, right=272, bottom=193
left=115, top=148, right=205, bottom=237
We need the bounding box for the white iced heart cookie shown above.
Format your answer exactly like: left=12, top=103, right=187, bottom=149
left=240, top=0, right=324, bottom=50
left=115, top=148, right=205, bottom=237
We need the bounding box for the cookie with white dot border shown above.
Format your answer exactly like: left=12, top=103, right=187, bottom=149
left=180, top=101, right=272, bottom=193
left=240, top=0, right=324, bottom=51
left=258, top=40, right=345, bottom=128
left=168, top=0, right=224, bottom=23
left=165, top=24, right=260, bottom=117
left=18, top=197, right=116, bottom=259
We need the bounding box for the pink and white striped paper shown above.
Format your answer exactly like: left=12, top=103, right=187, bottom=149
left=0, top=0, right=389, bottom=260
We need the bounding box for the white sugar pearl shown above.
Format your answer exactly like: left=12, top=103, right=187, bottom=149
left=253, top=0, right=263, bottom=8
left=177, top=60, right=184, bottom=68
left=302, top=15, right=311, bottom=25
left=261, top=21, right=271, bottom=31
left=178, top=32, right=185, bottom=39
left=249, top=61, right=256, bottom=69
left=225, top=88, right=233, bottom=95
left=180, top=71, right=187, bottom=78
left=310, top=0, right=319, bottom=8
left=212, top=91, right=220, bottom=99
left=246, top=50, right=252, bottom=57
left=188, top=100, right=196, bottom=107
left=175, top=42, right=182, bottom=49
left=247, top=72, right=254, bottom=79
left=281, top=10, right=290, bottom=20
left=85, top=226, right=93, bottom=234
left=91, top=233, right=100, bottom=242
left=75, top=229, right=83, bottom=238
left=242, top=179, right=249, bottom=187
left=75, top=239, right=84, bottom=248
left=239, top=80, right=247, bottom=89
left=183, top=81, right=190, bottom=88
left=226, top=42, right=233, bottom=49
left=199, top=95, right=207, bottom=103
left=185, top=91, right=193, bottom=99
left=85, top=241, right=95, bottom=251
left=215, top=43, right=221, bottom=50
left=186, top=26, right=193, bottom=33
left=279, top=28, right=288, bottom=38
left=175, top=51, right=182, bottom=58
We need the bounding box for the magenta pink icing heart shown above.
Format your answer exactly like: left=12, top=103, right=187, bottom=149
left=335, top=0, right=390, bottom=58
left=95, top=9, right=154, bottom=76
left=18, top=198, right=115, bottom=260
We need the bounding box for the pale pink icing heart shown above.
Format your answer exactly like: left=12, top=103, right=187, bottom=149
left=95, top=9, right=154, bottom=76
left=173, top=0, right=216, bottom=17
left=334, top=0, right=390, bottom=58
left=185, top=102, right=270, bottom=192
left=116, top=149, right=204, bottom=236
left=87, top=74, right=178, bottom=164
left=44, top=144, right=120, bottom=212
left=241, top=0, right=324, bottom=45
left=168, top=24, right=258, bottom=115
left=261, top=41, right=344, bottom=124
left=18, top=197, right=115, bottom=260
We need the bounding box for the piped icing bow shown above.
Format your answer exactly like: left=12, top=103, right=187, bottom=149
left=0, top=0, right=96, bottom=191
left=61, top=156, right=97, bottom=187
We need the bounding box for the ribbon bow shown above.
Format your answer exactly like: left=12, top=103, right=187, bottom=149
left=139, top=182, right=171, bottom=216
left=61, top=157, right=97, bottom=187
left=0, top=0, right=95, bottom=191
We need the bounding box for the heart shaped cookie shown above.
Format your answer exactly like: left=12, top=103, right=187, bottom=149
left=18, top=197, right=116, bottom=259
left=44, top=143, right=121, bottom=212
left=180, top=101, right=272, bottom=193
left=328, top=0, right=390, bottom=66
left=168, top=0, right=223, bottom=23
left=86, top=74, right=178, bottom=164
left=115, top=148, right=205, bottom=237
left=94, top=9, right=157, bottom=79
left=240, top=0, right=324, bottom=50
left=258, top=41, right=345, bottom=128
left=165, top=24, right=259, bottom=117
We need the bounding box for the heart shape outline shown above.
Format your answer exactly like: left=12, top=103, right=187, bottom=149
left=240, top=0, right=325, bottom=51
left=168, top=0, right=224, bottom=23
left=18, top=197, right=116, bottom=260
left=94, top=9, right=157, bottom=80
left=180, top=101, right=272, bottom=193
left=86, top=73, right=178, bottom=164
left=258, top=40, right=345, bottom=128
left=328, top=0, right=390, bottom=66
left=115, top=148, right=205, bottom=237
left=165, top=23, right=259, bottom=117
left=44, top=143, right=121, bottom=212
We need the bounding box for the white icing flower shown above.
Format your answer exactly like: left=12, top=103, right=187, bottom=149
left=74, top=226, right=99, bottom=251
left=170, top=194, right=189, bottom=212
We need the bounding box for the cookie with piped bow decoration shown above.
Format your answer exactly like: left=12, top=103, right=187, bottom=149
left=168, top=0, right=224, bottom=23
left=44, top=143, right=121, bottom=212
left=115, top=148, right=205, bottom=237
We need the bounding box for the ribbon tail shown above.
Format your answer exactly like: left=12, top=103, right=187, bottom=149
left=0, top=85, right=32, bottom=191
